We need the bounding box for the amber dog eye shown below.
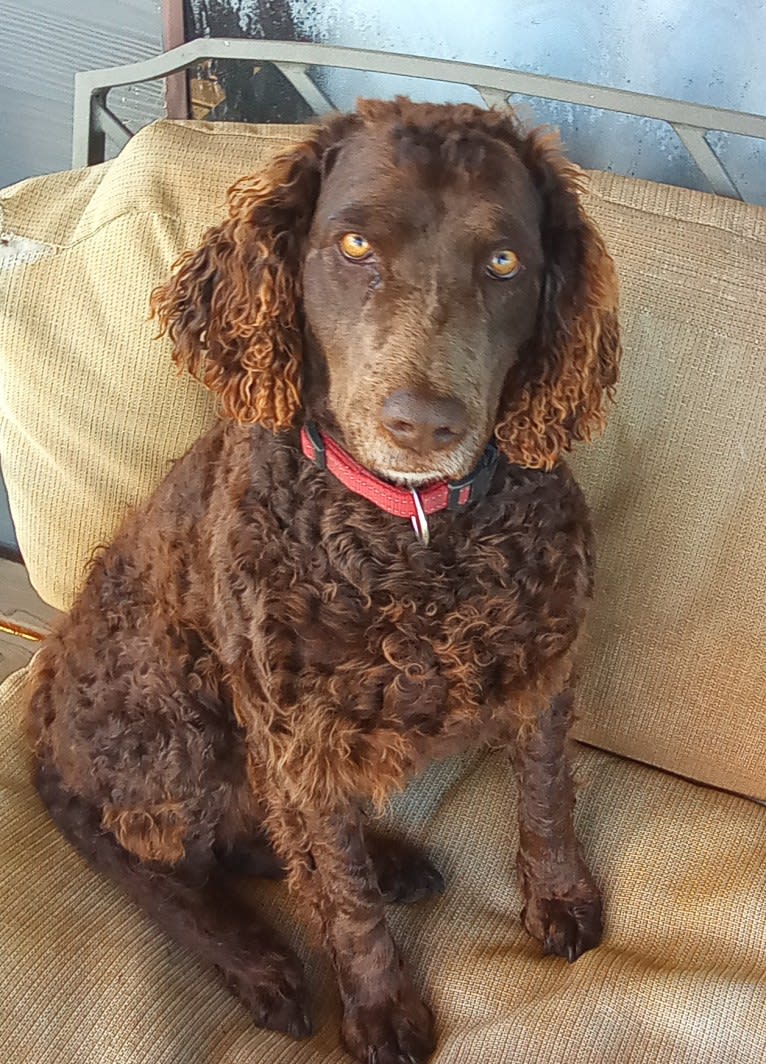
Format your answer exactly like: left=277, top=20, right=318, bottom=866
left=339, top=233, right=373, bottom=261
left=487, top=250, right=521, bottom=279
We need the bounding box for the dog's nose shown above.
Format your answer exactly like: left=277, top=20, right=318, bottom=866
left=380, top=390, right=468, bottom=455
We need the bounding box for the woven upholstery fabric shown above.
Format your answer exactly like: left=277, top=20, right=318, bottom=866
left=568, top=174, right=766, bottom=799
left=0, top=118, right=764, bottom=794
left=3, top=662, right=766, bottom=1063
left=0, top=122, right=301, bottom=609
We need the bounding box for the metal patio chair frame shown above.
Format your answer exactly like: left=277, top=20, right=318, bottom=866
left=73, top=39, right=766, bottom=201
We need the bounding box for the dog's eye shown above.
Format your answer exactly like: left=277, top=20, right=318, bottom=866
left=339, top=233, right=373, bottom=261
left=486, top=250, right=521, bottom=279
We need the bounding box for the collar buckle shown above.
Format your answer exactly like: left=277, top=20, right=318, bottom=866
left=446, top=441, right=499, bottom=511
left=303, top=421, right=327, bottom=471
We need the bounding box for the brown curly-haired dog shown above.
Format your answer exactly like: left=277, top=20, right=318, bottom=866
left=28, top=98, right=620, bottom=1063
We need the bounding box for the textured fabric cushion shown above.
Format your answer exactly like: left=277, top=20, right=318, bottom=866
left=0, top=122, right=301, bottom=608
left=568, top=177, right=766, bottom=799
left=0, top=119, right=765, bottom=803
left=3, top=662, right=766, bottom=1063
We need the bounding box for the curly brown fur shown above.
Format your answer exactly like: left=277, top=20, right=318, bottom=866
left=28, top=98, right=620, bottom=1063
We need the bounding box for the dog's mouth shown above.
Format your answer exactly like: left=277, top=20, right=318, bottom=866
left=361, top=432, right=489, bottom=489
left=318, top=408, right=490, bottom=489
left=371, top=466, right=450, bottom=488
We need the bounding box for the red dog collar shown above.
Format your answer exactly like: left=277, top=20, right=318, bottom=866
left=300, top=422, right=498, bottom=545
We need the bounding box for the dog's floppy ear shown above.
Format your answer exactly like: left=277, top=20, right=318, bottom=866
left=495, top=129, right=622, bottom=469
left=151, top=119, right=354, bottom=429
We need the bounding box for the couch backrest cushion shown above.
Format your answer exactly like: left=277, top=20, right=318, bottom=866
left=0, top=122, right=302, bottom=607
left=568, top=173, right=766, bottom=798
left=1, top=119, right=764, bottom=798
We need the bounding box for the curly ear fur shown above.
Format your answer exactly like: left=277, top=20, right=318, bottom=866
left=150, top=117, right=356, bottom=428
left=495, top=129, right=622, bottom=470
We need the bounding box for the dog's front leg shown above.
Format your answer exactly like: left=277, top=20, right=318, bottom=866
left=512, top=690, right=603, bottom=962
left=270, top=800, right=436, bottom=1064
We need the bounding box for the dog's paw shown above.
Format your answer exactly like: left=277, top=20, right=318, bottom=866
left=366, top=833, right=445, bottom=905
left=219, top=951, right=312, bottom=1039
left=342, top=994, right=436, bottom=1064
left=522, top=893, right=603, bottom=963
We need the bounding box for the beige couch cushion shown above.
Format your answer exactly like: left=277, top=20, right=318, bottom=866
left=0, top=119, right=764, bottom=802
left=3, top=662, right=766, bottom=1063
left=0, top=122, right=293, bottom=609
left=569, top=176, right=766, bottom=802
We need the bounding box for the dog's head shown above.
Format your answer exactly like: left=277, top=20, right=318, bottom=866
left=152, top=98, right=621, bottom=479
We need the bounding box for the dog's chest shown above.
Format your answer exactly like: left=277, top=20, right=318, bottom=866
left=249, top=502, right=589, bottom=739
